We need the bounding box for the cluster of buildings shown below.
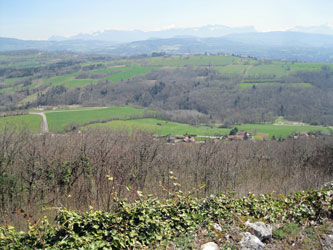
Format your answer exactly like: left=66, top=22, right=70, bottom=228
left=161, top=129, right=332, bottom=144
left=164, top=130, right=255, bottom=144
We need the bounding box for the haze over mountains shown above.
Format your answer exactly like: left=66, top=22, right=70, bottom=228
left=48, top=24, right=333, bottom=43
left=1, top=25, right=333, bottom=62
left=49, top=25, right=257, bottom=43
left=290, top=24, right=333, bottom=35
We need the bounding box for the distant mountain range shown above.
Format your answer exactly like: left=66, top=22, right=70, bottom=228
left=49, top=25, right=257, bottom=43
left=0, top=37, right=114, bottom=53
left=1, top=25, right=333, bottom=62
left=290, top=24, right=333, bottom=35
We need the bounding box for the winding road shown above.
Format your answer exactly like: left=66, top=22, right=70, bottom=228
left=30, top=112, right=49, bottom=133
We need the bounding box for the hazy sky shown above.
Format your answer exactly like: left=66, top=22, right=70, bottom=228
left=1, top=0, right=333, bottom=40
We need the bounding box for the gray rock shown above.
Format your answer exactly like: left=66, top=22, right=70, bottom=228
left=200, top=242, right=219, bottom=250
left=239, top=232, right=265, bottom=250
left=213, top=223, right=223, bottom=231
left=245, top=221, right=272, bottom=241
left=323, top=234, right=333, bottom=250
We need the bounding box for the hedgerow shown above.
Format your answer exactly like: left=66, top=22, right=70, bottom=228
left=0, top=187, right=332, bottom=249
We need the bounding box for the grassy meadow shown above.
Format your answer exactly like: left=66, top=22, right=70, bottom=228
left=106, top=65, right=152, bottom=82
left=44, top=106, right=150, bottom=132
left=84, top=115, right=330, bottom=138
left=146, top=55, right=243, bottom=67
left=85, top=118, right=230, bottom=136
left=38, top=73, right=99, bottom=88
left=237, top=123, right=330, bottom=138
left=0, top=114, right=42, bottom=132
left=239, top=82, right=312, bottom=88
left=0, top=104, right=331, bottom=137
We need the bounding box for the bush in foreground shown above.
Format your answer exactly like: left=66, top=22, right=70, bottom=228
left=0, top=187, right=332, bottom=249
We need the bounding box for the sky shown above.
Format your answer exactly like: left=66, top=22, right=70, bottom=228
left=1, top=0, right=333, bottom=40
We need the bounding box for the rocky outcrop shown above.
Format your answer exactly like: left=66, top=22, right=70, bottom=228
left=200, top=242, right=219, bottom=250
left=239, top=232, right=265, bottom=250
left=213, top=223, right=223, bottom=232
left=245, top=221, right=272, bottom=242
left=323, top=234, right=333, bottom=250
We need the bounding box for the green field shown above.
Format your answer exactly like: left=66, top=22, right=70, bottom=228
left=106, top=66, right=152, bottom=83
left=84, top=117, right=330, bottom=138
left=90, top=65, right=126, bottom=74
left=0, top=114, right=42, bottom=132
left=39, top=73, right=98, bottom=88
left=289, top=63, right=333, bottom=72
left=237, top=123, right=330, bottom=138
left=85, top=118, right=230, bottom=136
left=45, top=106, right=150, bottom=132
left=216, top=65, right=251, bottom=75
left=3, top=77, right=21, bottom=85
left=0, top=81, right=40, bottom=93
left=215, top=60, right=331, bottom=78
left=1, top=106, right=330, bottom=138
left=146, top=55, right=244, bottom=67
left=239, top=82, right=312, bottom=88
left=246, top=63, right=287, bottom=78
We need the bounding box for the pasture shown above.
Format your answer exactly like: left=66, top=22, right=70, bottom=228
left=216, top=65, right=251, bottom=75
left=237, top=123, right=330, bottom=138
left=84, top=116, right=330, bottom=138
left=90, top=65, right=126, bottom=74
left=246, top=63, right=288, bottom=78
left=106, top=65, right=152, bottom=83
left=146, top=55, right=243, bottom=67
left=44, top=106, right=150, bottom=132
left=85, top=118, right=230, bottom=136
left=1, top=105, right=330, bottom=138
left=239, top=82, right=312, bottom=88
left=0, top=114, right=42, bottom=132
left=39, top=73, right=98, bottom=88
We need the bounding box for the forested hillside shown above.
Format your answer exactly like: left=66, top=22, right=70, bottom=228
left=1, top=51, right=333, bottom=125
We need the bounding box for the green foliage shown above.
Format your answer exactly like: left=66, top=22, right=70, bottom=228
left=1, top=187, right=331, bottom=249
left=229, top=127, right=238, bottom=135
left=273, top=222, right=301, bottom=240
left=272, top=228, right=286, bottom=240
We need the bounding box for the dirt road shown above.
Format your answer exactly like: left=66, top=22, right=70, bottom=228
left=30, top=112, right=49, bottom=133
